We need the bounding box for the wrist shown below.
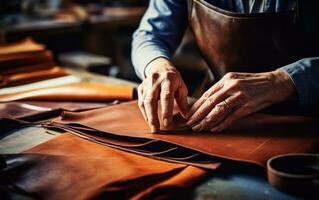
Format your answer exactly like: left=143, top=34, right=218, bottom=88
left=271, top=69, right=296, bottom=102
left=144, top=57, right=176, bottom=78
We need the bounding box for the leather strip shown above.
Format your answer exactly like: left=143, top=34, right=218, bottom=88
left=50, top=101, right=319, bottom=167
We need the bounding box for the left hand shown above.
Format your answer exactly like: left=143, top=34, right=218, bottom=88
left=186, top=70, right=295, bottom=132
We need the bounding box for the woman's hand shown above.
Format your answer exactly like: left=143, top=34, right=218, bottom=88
left=138, top=58, right=189, bottom=133
left=187, top=70, right=296, bottom=132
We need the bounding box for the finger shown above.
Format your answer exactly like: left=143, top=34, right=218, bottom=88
left=187, top=88, right=227, bottom=127
left=187, top=80, right=223, bottom=118
left=137, top=84, right=147, bottom=122
left=192, top=93, right=243, bottom=131
left=144, top=84, right=160, bottom=133
left=160, top=81, right=175, bottom=127
left=210, top=106, right=249, bottom=132
left=175, top=83, right=189, bottom=118
left=191, top=101, right=229, bottom=132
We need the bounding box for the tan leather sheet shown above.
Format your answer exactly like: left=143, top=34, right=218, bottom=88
left=0, top=133, right=208, bottom=200
left=51, top=101, right=319, bottom=167
left=0, top=82, right=134, bottom=102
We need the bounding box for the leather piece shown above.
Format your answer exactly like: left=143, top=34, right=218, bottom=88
left=51, top=101, right=319, bottom=167
left=0, top=62, right=55, bottom=76
left=0, top=38, right=45, bottom=56
left=0, top=133, right=209, bottom=200
left=189, top=0, right=319, bottom=80
left=0, top=82, right=134, bottom=102
left=0, top=101, right=110, bottom=121
left=0, top=50, right=54, bottom=71
left=46, top=122, right=222, bottom=169
left=0, top=66, right=69, bottom=88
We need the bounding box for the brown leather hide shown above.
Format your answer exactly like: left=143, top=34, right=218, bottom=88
left=0, top=133, right=208, bottom=200
left=49, top=101, right=319, bottom=167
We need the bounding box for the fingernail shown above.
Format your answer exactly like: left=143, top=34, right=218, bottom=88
left=163, top=118, right=169, bottom=127
left=150, top=125, right=157, bottom=133
left=192, top=125, right=200, bottom=132
left=210, top=127, right=219, bottom=132
left=186, top=120, right=193, bottom=126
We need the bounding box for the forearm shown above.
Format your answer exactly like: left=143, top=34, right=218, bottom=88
left=131, top=0, right=187, bottom=80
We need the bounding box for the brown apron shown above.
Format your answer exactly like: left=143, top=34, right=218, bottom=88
left=188, top=0, right=318, bottom=80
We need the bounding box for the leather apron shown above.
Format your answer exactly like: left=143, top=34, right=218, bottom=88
left=188, top=0, right=319, bottom=115
left=188, top=0, right=318, bottom=80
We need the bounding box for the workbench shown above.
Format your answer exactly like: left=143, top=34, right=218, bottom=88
left=0, top=70, right=298, bottom=200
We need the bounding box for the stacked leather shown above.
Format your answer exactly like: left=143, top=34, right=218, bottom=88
left=0, top=133, right=209, bottom=200
left=0, top=38, right=69, bottom=88
left=47, top=101, right=319, bottom=168
left=0, top=39, right=135, bottom=120
left=0, top=82, right=134, bottom=102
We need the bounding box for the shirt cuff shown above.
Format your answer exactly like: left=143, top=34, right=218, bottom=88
left=281, top=60, right=311, bottom=106
left=132, top=45, right=172, bottom=80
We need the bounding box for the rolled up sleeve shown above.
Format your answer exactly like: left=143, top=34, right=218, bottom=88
left=281, top=57, right=319, bottom=106
left=131, top=0, right=188, bottom=80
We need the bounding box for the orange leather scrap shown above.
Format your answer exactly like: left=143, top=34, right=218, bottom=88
left=0, top=82, right=135, bottom=102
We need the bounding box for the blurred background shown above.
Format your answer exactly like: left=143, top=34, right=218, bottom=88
left=0, top=0, right=208, bottom=95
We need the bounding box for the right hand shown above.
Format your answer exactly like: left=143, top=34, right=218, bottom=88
left=138, top=58, right=189, bottom=133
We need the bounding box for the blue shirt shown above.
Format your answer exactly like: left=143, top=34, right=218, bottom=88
left=131, top=0, right=319, bottom=106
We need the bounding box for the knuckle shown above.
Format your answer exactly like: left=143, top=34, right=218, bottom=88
left=215, top=102, right=227, bottom=112
left=225, top=72, right=237, bottom=80
left=204, top=116, right=212, bottom=124
left=232, top=79, right=241, bottom=87
left=162, top=71, right=176, bottom=80
left=203, top=91, right=211, bottom=99
left=161, top=81, right=173, bottom=91
left=161, top=91, right=172, bottom=100
left=237, top=91, right=245, bottom=97
left=206, top=97, right=215, bottom=106
left=227, top=80, right=241, bottom=90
